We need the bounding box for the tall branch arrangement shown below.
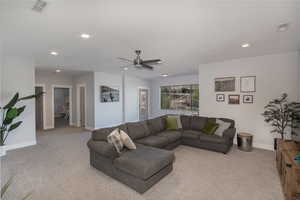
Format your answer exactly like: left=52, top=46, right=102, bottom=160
left=262, top=93, right=300, bottom=139
left=0, top=92, right=43, bottom=146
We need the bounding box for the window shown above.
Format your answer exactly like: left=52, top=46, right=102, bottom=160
left=161, top=84, right=199, bottom=111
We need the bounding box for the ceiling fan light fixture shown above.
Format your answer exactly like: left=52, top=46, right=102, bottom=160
left=32, top=0, right=47, bottom=12
left=160, top=73, right=168, bottom=77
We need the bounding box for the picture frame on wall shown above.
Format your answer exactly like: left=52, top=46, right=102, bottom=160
left=216, top=94, right=225, bottom=102
left=243, top=95, right=254, bottom=104
left=240, top=76, right=256, bottom=93
left=215, top=77, right=235, bottom=92
left=228, top=95, right=240, bottom=105
left=100, top=85, right=120, bottom=102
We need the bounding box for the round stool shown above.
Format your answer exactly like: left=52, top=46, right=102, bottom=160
left=237, top=133, right=253, bottom=152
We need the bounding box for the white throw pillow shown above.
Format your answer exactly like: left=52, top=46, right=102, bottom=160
left=214, top=119, right=231, bottom=137
left=119, top=130, right=136, bottom=150
left=107, top=128, right=123, bottom=153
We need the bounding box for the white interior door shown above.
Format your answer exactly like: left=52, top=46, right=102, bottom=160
left=139, top=88, right=149, bottom=121
left=80, top=86, right=85, bottom=127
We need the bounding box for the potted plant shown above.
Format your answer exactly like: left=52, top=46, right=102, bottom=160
left=0, top=92, right=43, bottom=156
left=262, top=93, right=300, bottom=149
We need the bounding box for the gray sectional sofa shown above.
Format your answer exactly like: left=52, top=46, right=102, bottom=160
left=87, top=115, right=236, bottom=193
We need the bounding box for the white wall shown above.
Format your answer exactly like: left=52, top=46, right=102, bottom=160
left=298, top=51, right=300, bottom=101
left=72, top=73, right=94, bottom=129
left=94, top=72, right=123, bottom=128
left=125, top=75, right=150, bottom=122
left=2, top=57, right=36, bottom=151
left=35, top=71, right=74, bottom=129
left=198, top=52, right=300, bottom=150
left=150, top=74, right=199, bottom=118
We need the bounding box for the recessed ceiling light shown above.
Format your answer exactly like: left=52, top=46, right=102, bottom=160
left=55, top=69, right=61, bottom=73
left=50, top=51, right=58, bottom=56
left=80, top=33, right=91, bottom=39
left=123, top=67, right=129, bottom=71
left=241, top=43, right=250, bottom=48
left=160, top=74, right=168, bottom=77
left=277, top=23, right=289, bottom=32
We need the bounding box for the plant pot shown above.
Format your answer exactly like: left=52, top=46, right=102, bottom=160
left=0, top=146, right=6, bottom=157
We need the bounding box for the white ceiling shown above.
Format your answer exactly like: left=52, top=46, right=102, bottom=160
left=0, top=0, right=299, bottom=79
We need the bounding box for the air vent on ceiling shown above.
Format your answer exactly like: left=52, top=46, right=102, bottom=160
left=32, top=0, right=47, bottom=12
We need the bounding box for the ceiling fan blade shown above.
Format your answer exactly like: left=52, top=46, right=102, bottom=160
left=141, top=63, right=154, bottom=70
left=141, top=59, right=162, bottom=64
left=117, top=57, right=133, bottom=63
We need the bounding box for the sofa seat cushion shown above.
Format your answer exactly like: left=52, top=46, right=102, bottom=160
left=199, top=133, right=226, bottom=144
left=156, top=131, right=182, bottom=143
left=182, top=130, right=200, bottom=139
left=114, top=144, right=175, bottom=180
left=135, top=136, right=169, bottom=148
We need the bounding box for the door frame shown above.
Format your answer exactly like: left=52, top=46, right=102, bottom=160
left=76, top=84, right=87, bottom=128
left=35, top=84, right=46, bottom=130
left=51, top=85, right=73, bottom=128
left=137, top=87, right=150, bottom=120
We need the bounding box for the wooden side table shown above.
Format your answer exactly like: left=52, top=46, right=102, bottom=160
left=237, top=132, right=253, bottom=152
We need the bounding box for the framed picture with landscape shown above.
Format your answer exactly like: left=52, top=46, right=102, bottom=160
left=228, top=95, right=240, bottom=105
left=215, top=77, right=235, bottom=92
left=100, top=85, right=120, bottom=102
left=160, top=84, right=199, bottom=111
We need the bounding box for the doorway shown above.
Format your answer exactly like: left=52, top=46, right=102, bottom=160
left=138, top=88, right=149, bottom=121
left=35, top=86, right=44, bottom=130
left=53, top=87, right=71, bottom=128
left=77, top=85, right=86, bottom=128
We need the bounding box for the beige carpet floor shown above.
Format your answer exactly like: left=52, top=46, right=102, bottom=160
left=1, top=127, right=283, bottom=200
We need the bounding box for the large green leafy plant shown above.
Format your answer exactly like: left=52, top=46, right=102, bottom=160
left=0, top=92, right=43, bottom=146
left=262, top=93, right=300, bottom=140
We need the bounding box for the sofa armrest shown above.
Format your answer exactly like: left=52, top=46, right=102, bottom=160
left=223, top=128, right=236, bottom=140
left=87, top=139, right=119, bottom=159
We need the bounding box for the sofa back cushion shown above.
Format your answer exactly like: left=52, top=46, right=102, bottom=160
left=92, top=127, right=117, bottom=141
left=180, top=115, right=191, bottom=129
left=126, top=121, right=150, bottom=140
left=190, top=116, right=208, bottom=131
left=92, top=124, right=128, bottom=141
left=147, top=117, right=166, bottom=135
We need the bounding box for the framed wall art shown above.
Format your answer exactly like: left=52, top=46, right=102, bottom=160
left=243, top=95, right=254, bottom=104
left=100, top=85, right=120, bottom=102
left=215, top=77, right=235, bottom=92
left=240, top=76, right=256, bottom=93
left=228, top=95, right=240, bottom=105
left=216, top=94, right=225, bottom=102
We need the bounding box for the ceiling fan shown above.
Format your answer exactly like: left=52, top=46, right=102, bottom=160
left=118, top=50, right=162, bottom=70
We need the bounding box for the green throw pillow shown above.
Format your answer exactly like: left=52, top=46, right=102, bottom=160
left=202, top=121, right=219, bottom=135
left=166, top=116, right=178, bottom=130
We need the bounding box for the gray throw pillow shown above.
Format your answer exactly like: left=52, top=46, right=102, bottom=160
left=214, top=119, right=231, bottom=137
left=107, top=128, right=123, bottom=153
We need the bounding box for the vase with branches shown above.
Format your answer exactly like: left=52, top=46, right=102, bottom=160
left=262, top=93, right=300, bottom=141
left=0, top=92, right=43, bottom=147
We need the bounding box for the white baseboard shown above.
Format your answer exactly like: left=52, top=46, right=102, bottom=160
left=44, top=126, right=54, bottom=130
left=85, top=126, right=94, bottom=131
left=5, top=140, right=37, bottom=152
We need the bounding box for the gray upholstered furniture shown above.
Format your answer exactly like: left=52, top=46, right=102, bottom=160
left=87, top=115, right=236, bottom=193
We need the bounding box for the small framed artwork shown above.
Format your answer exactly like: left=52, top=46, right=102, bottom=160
left=100, top=85, right=120, bottom=102
left=240, top=76, right=256, bottom=93
left=216, top=94, right=225, bottom=102
left=215, top=77, right=235, bottom=92
left=228, top=95, right=240, bottom=105
left=243, top=95, right=254, bottom=104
